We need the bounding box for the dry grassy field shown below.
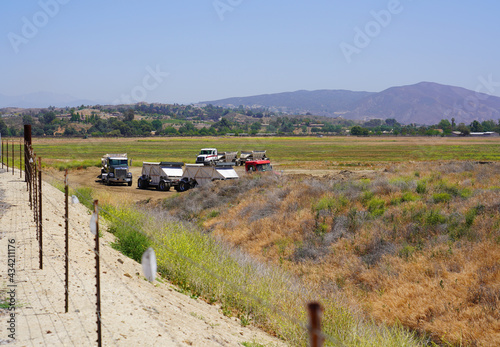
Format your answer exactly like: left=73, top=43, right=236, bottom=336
left=24, top=136, right=500, bottom=345
left=26, top=135, right=500, bottom=170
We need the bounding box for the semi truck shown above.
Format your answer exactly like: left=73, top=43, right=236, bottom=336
left=98, top=154, right=133, bottom=186
left=137, top=162, right=184, bottom=191
left=176, top=163, right=239, bottom=192
left=195, top=148, right=240, bottom=166
left=196, top=148, right=268, bottom=166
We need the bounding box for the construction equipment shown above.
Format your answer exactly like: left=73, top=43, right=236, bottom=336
left=98, top=154, right=132, bottom=186
left=196, top=148, right=268, bottom=166
left=245, top=159, right=273, bottom=173
left=137, top=162, right=184, bottom=191
left=195, top=148, right=221, bottom=165
left=176, top=163, right=239, bottom=192
left=239, top=150, right=268, bottom=165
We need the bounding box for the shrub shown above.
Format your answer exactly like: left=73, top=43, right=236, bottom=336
left=460, top=188, right=473, bottom=199
left=416, top=181, right=427, bottom=194
left=401, top=192, right=419, bottom=203
left=433, top=192, right=451, bottom=203
left=361, top=190, right=374, bottom=202
left=399, top=244, right=416, bottom=260
left=367, top=197, right=386, bottom=217
left=106, top=206, right=151, bottom=262
left=425, top=210, right=446, bottom=226
left=389, top=177, right=416, bottom=191
left=313, top=195, right=348, bottom=213
left=437, top=179, right=463, bottom=197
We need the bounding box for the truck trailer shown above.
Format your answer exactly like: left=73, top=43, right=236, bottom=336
left=137, top=162, right=184, bottom=191
left=177, top=163, right=239, bottom=192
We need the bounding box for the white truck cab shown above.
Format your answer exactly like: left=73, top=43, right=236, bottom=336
left=196, top=148, right=220, bottom=165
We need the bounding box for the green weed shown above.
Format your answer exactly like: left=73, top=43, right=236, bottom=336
left=432, top=193, right=451, bottom=203
left=399, top=244, right=416, bottom=261
left=367, top=197, right=386, bottom=217
left=416, top=181, right=427, bottom=194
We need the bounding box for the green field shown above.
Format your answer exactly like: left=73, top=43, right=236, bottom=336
left=23, top=136, right=500, bottom=169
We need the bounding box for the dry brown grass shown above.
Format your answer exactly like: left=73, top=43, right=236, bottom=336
left=183, top=162, right=500, bottom=346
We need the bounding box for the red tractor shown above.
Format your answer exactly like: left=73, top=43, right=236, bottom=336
left=245, top=160, right=273, bottom=173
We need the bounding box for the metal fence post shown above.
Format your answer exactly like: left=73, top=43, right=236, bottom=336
left=6, top=138, right=8, bottom=172
left=308, top=302, right=324, bottom=347
left=33, top=154, right=38, bottom=228
left=12, top=139, right=14, bottom=176
left=19, top=139, right=22, bottom=178
left=38, top=157, right=43, bottom=270
left=28, top=146, right=33, bottom=208
left=65, top=170, right=69, bottom=313
left=24, top=125, right=32, bottom=183
left=93, top=200, right=102, bottom=347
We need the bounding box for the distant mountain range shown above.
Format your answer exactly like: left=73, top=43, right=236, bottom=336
left=201, top=82, right=500, bottom=125
left=3, top=82, right=500, bottom=125
left=0, top=92, right=97, bottom=109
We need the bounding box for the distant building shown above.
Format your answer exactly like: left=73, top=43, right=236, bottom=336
left=451, top=131, right=499, bottom=137
left=470, top=132, right=499, bottom=137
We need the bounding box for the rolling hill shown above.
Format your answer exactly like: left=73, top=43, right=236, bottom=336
left=201, top=82, right=500, bottom=125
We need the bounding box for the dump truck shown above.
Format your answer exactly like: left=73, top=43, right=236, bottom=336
left=137, top=162, right=184, bottom=191
left=195, top=148, right=220, bottom=165
left=98, top=153, right=132, bottom=186
left=196, top=148, right=268, bottom=166
left=195, top=148, right=240, bottom=166
left=245, top=159, right=273, bottom=173
left=238, top=150, right=268, bottom=165
left=176, top=163, right=239, bottom=192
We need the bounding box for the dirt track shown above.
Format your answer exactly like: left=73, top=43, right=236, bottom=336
left=46, top=166, right=250, bottom=203
left=45, top=166, right=380, bottom=204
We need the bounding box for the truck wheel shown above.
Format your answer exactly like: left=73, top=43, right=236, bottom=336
left=138, top=178, right=145, bottom=189
left=158, top=181, right=169, bottom=191
left=178, top=181, right=188, bottom=192
left=127, top=181, right=132, bottom=187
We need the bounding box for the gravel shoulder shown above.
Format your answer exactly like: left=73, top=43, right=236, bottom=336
left=0, top=170, right=284, bottom=346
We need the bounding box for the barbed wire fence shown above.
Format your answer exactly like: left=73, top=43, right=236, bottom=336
left=0, top=127, right=331, bottom=347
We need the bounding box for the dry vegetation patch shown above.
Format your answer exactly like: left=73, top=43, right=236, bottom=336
left=157, top=162, right=500, bottom=345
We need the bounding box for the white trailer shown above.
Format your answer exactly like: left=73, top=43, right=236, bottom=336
left=137, top=162, right=184, bottom=191
left=177, top=163, right=239, bottom=192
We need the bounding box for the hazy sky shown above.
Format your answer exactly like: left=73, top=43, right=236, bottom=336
left=2, top=0, right=500, bottom=105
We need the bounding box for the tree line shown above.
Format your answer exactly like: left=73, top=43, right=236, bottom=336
left=1, top=104, right=499, bottom=137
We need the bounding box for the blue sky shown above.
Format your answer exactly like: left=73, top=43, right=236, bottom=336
left=1, top=0, right=500, bottom=105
